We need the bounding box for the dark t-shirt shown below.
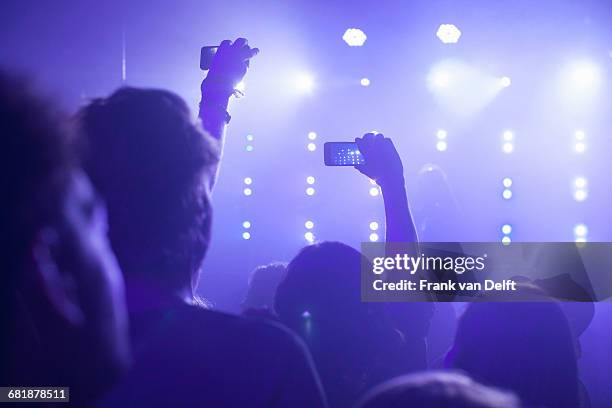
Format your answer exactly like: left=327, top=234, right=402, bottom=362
left=100, top=304, right=327, bottom=407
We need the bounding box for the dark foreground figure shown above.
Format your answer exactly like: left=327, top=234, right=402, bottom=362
left=77, top=39, right=326, bottom=407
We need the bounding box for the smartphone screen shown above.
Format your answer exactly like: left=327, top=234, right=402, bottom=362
left=200, top=46, right=219, bottom=71
left=324, top=142, right=365, bottom=166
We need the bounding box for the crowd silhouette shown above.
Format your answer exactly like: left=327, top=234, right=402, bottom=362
left=0, top=37, right=604, bottom=407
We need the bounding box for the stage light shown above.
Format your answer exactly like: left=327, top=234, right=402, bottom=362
left=575, top=130, right=586, bottom=140
left=501, top=236, right=511, bottom=244
left=574, top=223, right=588, bottom=237
left=574, top=177, right=587, bottom=189
left=307, top=142, right=317, bottom=152
left=502, top=142, right=514, bottom=154
left=574, top=190, right=588, bottom=202
left=242, top=221, right=251, bottom=229
left=436, top=140, right=448, bottom=151
left=306, top=176, right=316, bottom=185
left=244, top=177, right=252, bottom=185
left=308, top=131, right=317, bottom=140
left=500, top=76, right=512, bottom=87
left=246, top=145, right=254, bottom=152
left=360, top=78, right=371, bottom=87
left=306, top=187, right=315, bottom=196
left=295, top=73, right=314, bottom=92
left=574, top=142, right=586, bottom=153
left=502, top=189, right=513, bottom=200
left=369, top=187, right=380, bottom=197
left=242, top=232, right=251, bottom=240
left=243, top=188, right=252, bottom=196
left=430, top=70, right=451, bottom=88
left=503, top=130, right=514, bottom=141
left=502, top=177, right=513, bottom=188
left=436, top=24, right=461, bottom=44
left=436, top=129, right=447, bottom=139
left=305, top=220, right=314, bottom=229
left=246, top=134, right=254, bottom=142
left=342, top=28, right=367, bottom=46
left=568, top=60, right=601, bottom=90
left=304, top=231, right=315, bottom=242
left=369, top=221, right=379, bottom=231
left=235, top=81, right=246, bottom=92
left=501, top=224, right=512, bottom=235
left=369, top=233, right=379, bottom=242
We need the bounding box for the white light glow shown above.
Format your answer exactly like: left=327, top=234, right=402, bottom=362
left=501, top=224, right=512, bottom=235
left=244, top=177, right=252, bottom=185
left=436, top=129, right=448, bottom=139
left=436, top=140, right=448, bottom=151
left=295, top=73, right=314, bottom=92
left=436, top=24, right=462, bottom=44
left=304, top=231, right=315, bottom=242
left=306, top=187, right=315, bottom=196
left=574, top=190, right=588, bottom=202
left=242, top=231, right=251, bottom=240
left=575, top=130, right=586, bottom=140
left=369, top=187, right=380, bottom=197
left=369, top=222, right=379, bottom=231
left=502, top=142, right=514, bottom=154
left=242, top=221, right=251, bottom=229
left=574, top=223, right=588, bottom=237
left=246, top=134, right=254, bottom=141
left=574, top=142, right=586, bottom=153
left=568, top=61, right=601, bottom=89
left=305, top=220, right=314, bottom=229
left=502, top=236, right=511, bottom=244
left=502, top=189, right=513, bottom=200
left=503, top=130, right=514, bottom=141
left=308, top=131, right=317, bottom=140
left=342, top=28, right=367, bottom=46
left=306, top=176, right=316, bottom=185
left=574, top=177, right=587, bottom=189
left=503, top=177, right=513, bottom=188
left=369, top=233, right=379, bottom=242
left=500, top=76, right=512, bottom=87
left=243, top=188, right=252, bottom=196
left=235, top=81, right=246, bottom=92
left=360, top=78, right=371, bottom=87
left=307, top=142, right=317, bottom=152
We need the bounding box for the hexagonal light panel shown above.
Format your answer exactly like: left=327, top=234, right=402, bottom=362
left=342, top=28, right=367, bottom=46
left=436, top=24, right=461, bottom=44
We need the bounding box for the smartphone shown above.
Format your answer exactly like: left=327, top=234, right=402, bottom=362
left=200, top=46, right=219, bottom=70
left=324, top=142, right=365, bottom=166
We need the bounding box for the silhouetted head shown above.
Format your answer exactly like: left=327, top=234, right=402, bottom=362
left=241, top=262, right=287, bottom=313
left=448, top=287, right=579, bottom=408
left=77, top=87, right=220, bottom=295
left=357, top=371, right=521, bottom=408
left=275, top=241, right=402, bottom=406
left=275, top=241, right=371, bottom=330
left=0, top=71, right=129, bottom=402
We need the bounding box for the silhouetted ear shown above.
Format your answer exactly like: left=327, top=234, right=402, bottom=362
left=30, top=228, right=85, bottom=327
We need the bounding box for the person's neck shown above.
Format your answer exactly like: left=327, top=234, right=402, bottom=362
left=125, top=276, right=194, bottom=313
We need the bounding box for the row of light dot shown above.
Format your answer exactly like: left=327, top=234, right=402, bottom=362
left=574, top=130, right=588, bottom=242
left=305, top=132, right=317, bottom=242
left=242, top=134, right=254, bottom=239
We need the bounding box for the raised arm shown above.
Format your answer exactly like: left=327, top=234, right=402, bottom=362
left=355, top=133, right=418, bottom=245
left=199, top=38, right=259, bottom=145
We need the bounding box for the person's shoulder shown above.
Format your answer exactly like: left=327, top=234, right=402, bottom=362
left=177, top=304, right=307, bottom=352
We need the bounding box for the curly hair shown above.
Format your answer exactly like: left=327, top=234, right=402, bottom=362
left=77, top=87, right=220, bottom=290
